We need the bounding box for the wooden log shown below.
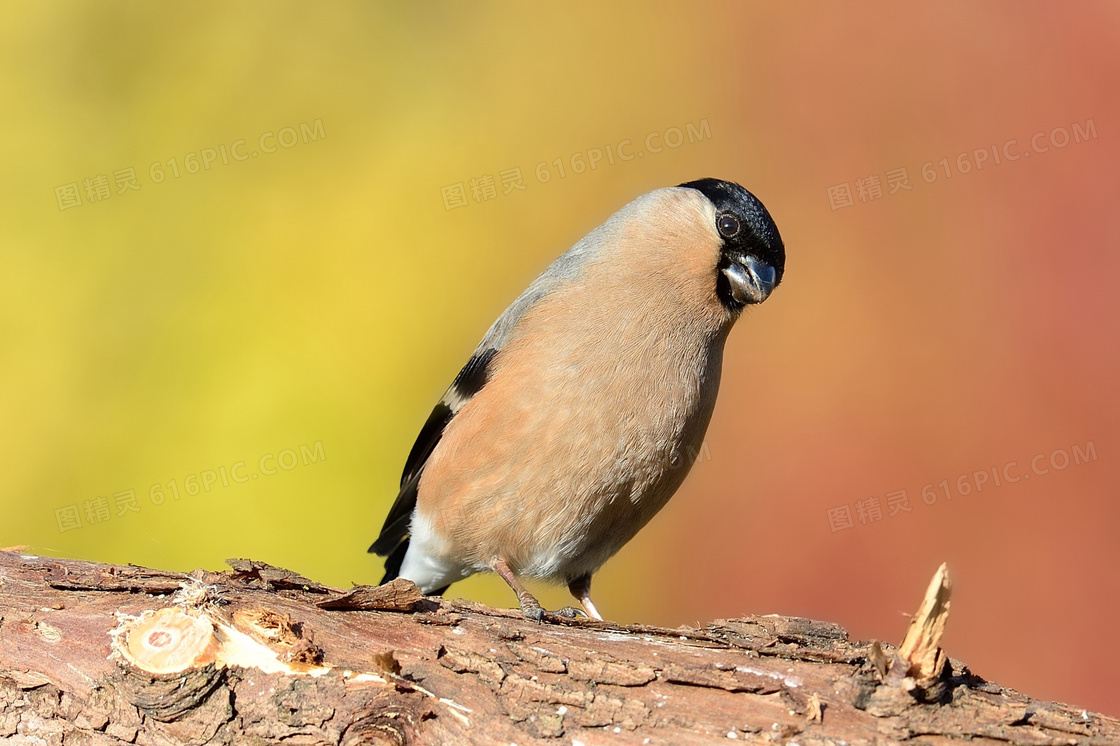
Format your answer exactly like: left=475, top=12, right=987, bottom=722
left=0, top=550, right=1115, bottom=744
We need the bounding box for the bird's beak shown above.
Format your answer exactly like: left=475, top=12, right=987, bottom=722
left=722, top=255, right=778, bottom=305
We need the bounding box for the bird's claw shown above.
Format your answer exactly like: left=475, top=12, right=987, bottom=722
left=549, top=606, right=589, bottom=620
left=519, top=600, right=546, bottom=624
left=518, top=602, right=588, bottom=623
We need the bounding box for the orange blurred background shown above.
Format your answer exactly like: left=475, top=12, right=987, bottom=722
left=1, top=2, right=1117, bottom=716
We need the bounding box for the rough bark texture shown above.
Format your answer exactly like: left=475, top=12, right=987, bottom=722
left=0, top=551, right=1115, bottom=745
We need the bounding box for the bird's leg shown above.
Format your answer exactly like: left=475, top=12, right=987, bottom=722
left=491, top=558, right=545, bottom=622
left=567, top=573, right=604, bottom=621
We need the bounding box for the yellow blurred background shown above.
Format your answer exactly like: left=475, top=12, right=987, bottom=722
left=2, top=1, right=1117, bottom=716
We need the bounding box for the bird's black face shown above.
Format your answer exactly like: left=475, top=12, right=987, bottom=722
left=679, top=178, right=785, bottom=313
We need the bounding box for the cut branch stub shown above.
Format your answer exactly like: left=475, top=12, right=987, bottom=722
left=121, top=607, right=218, bottom=675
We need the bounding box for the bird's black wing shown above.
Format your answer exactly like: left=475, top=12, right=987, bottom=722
left=369, top=348, right=498, bottom=563
left=369, top=230, right=599, bottom=578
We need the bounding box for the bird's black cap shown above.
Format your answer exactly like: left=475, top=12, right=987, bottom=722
left=679, top=178, right=785, bottom=288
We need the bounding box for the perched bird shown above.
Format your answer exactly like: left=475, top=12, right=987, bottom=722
left=370, top=178, right=785, bottom=620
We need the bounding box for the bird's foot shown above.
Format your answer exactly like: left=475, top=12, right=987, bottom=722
left=516, top=600, right=589, bottom=623
left=518, top=597, right=546, bottom=623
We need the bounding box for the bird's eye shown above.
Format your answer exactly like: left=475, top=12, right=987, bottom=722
left=717, top=214, right=740, bottom=238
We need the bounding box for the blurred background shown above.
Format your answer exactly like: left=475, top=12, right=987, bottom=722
left=2, top=1, right=1117, bottom=716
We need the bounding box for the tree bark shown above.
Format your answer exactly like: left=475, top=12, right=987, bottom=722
left=0, top=550, right=1114, bottom=745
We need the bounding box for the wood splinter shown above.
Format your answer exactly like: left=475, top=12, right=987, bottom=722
left=888, top=561, right=952, bottom=696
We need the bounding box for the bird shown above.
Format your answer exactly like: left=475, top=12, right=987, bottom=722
left=369, top=178, right=785, bottom=621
